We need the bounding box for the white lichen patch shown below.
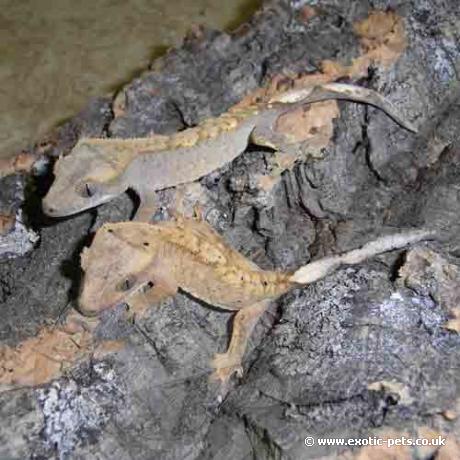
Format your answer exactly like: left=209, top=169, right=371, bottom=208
left=0, top=209, right=39, bottom=259
left=36, top=362, right=124, bottom=459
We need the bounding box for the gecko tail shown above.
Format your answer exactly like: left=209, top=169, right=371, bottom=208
left=289, top=228, right=435, bottom=285
left=270, top=82, right=417, bottom=133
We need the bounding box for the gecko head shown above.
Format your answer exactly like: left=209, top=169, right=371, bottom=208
left=42, top=141, right=128, bottom=217
left=79, top=223, right=153, bottom=315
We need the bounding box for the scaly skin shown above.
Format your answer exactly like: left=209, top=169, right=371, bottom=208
left=79, top=217, right=432, bottom=385
left=43, top=83, right=417, bottom=221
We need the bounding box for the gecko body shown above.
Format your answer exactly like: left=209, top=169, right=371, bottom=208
left=43, top=83, right=416, bottom=221
left=79, top=217, right=431, bottom=384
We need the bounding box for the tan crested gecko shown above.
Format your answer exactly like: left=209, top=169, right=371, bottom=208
left=79, top=217, right=431, bottom=385
left=43, top=83, right=416, bottom=221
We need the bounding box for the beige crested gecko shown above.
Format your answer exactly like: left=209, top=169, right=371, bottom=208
left=79, top=217, right=431, bottom=385
left=43, top=83, right=416, bottom=221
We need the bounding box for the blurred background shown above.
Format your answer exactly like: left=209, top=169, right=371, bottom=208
left=0, top=0, right=259, bottom=159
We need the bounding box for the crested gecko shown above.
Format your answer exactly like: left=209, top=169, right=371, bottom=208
left=79, top=217, right=431, bottom=385
left=43, top=83, right=416, bottom=221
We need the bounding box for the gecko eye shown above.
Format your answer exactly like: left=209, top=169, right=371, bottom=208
left=76, top=182, right=98, bottom=198
left=117, top=276, right=137, bottom=292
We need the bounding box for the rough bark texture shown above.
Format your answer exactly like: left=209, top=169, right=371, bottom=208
left=1, top=0, right=460, bottom=459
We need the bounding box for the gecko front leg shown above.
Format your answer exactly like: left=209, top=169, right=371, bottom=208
left=121, top=253, right=179, bottom=319
left=132, top=187, right=158, bottom=222
left=211, top=300, right=271, bottom=386
left=126, top=272, right=178, bottom=318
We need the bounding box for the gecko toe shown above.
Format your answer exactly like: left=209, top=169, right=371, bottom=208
left=210, top=352, right=244, bottom=386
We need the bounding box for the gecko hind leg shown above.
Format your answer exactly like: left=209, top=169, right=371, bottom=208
left=210, top=300, right=270, bottom=386
left=250, top=123, right=301, bottom=157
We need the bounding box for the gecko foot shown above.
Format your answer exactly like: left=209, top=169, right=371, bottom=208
left=210, top=352, right=243, bottom=386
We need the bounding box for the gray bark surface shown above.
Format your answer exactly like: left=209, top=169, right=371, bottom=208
left=1, top=1, right=459, bottom=458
